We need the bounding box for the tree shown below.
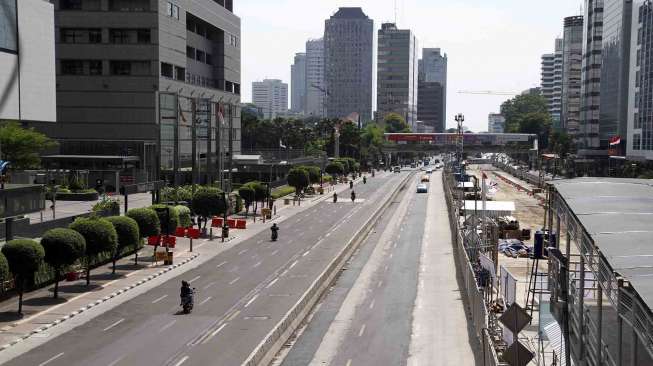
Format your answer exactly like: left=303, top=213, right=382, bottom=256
left=383, top=113, right=411, bottom=133
left=237, top=185, right=256, bottom=218
left=361, top=124, right=384, bottom=166
left=40, top=228, right=86, bottom=298
left=2, top=239, right=45, bottom=313
left=287, top=168, right=310, bottom=195
left=191, top=187, right=227, bottom=229
left=339, top=121, right=361, bottom=158
left=126, top=208, right=160, bottom=264
left=325, top=162, right=345, bottom=177
left=175, top=205, right=192, bottom=228
left=245, top=181, right=267, bottom=215
left=500, top=94, right=552, bottom=148
left=299, top=165, right=321, bottom=184
left=106, top=216, right=140, bottom=274
left=549, top=130, right=574, bottom=158
left=69, top=217, right=118, bottom=286
left=0, top=252, right=8, bottom=293
left=0, top=121, right=57, bottom=169
left=149, top=204, right=180, bottom=236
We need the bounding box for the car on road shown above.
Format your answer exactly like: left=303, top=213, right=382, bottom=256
left=393, top=166, right=401, bottom=173
left=416, top=183, right=428, bottom=193
left=425, top=168, right=433, bottom=174
left=410, top=163, right=416, bottom=168
left=421, top=175, right=430, bottom=182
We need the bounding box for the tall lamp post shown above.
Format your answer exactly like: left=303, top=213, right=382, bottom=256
left=454, top=113, right=465, bottom=170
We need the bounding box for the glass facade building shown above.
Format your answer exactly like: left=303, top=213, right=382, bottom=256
left=562, top=16, right=584, bottom=138
left=629, top=0, right=653, bottom=159
left=580, top=0, right=604, bottom=150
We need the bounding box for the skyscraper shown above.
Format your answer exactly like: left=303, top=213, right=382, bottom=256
left=541, top=39, right=563, bottom=128
left=252, top=79, right=288, bottom=119
left=291, top=52, right=306, bottom=114
left=418, top=48, right=447, bottom=132
left=324, top=7, right=374, bottom=122
left=562, top=16, right=584, bottom=138
left=376, top=23, right=419, bottom=128
left=305, top=38, right=325, bottom=118
left=580, top=0, right=604, bottom=151
left=488, top=113, right=506, bottom=133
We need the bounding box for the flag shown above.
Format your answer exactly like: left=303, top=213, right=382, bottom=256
left=279, top=140, right=287, bottom=149
left=609, top=136, right=621, bottom=146
left=217, top=103, right=226, bottom=126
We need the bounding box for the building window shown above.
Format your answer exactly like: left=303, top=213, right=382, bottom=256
left=110, top=29, right=129, bottom=44
left=60, top=0, right=82, bottom=10
left=61, top=29, right=84, bottom=43
left=196, top=50, right=205, bottom=63
left=89, top=61, right=103, bottom=75
left=109, top=0, right=149, bottom=11
left=166, top=2, right=179, bottom=19
left=89, top=29, right=102, bottom=43
left=161, top=62, right=173, bottom=78
left=234, top=83, right=240, bottom=95
left=174, top=66, right=185, bottom=81
left=186, top=46, right=195, bottom=59
left=228, top=34, right=238, bottom=47
left=137, top=29, right=151, bottom=43
left=110, top=61, right=131, bottom=75
left=61, top=60, right=84, bottom=75
left=206, top=53, right=213, bottom=65
left=633, top=134, right=642, bottom=150
left=131, top=61, right=151, bottom=75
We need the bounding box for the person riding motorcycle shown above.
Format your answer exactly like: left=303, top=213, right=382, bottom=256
left=351, top=191, right=356, bottom=203
left=271, top=223, right=279, bottom=241
left=363, top=176, right=367, bottom=184
left=349, top=180, right=354, bottom=189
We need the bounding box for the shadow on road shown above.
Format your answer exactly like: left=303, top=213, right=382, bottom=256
left=0, top=311, right=24, bottom=322
left=22, top=296, right=67, bottom=307
left=54, top=283, right=102, bottom=294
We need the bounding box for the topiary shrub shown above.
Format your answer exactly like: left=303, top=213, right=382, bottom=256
left=0, top=252, right=8, bottom=289
left=126, top=208, right=160, bottom=238
left=41, top=228, right=86, bottom=298
left=149, top=204, right=180, bottom=235
left=192, top=187, right=227, bottom=229
left=70, top=217, right=118, bottom=286
left=106, top=216, right=140, bottom=274
left=287, top=168, right=310, bottom=195
left=2, top=239, right=45, bottom=313
left=176, top=205, right=192, bottom=228
left=237, top=185, right=255, bottom=217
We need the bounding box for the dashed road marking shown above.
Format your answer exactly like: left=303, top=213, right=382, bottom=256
left=302, top=251, right=310, bottom=257
left=38, top=352, right=64, bottom=366
left=244, top=294, right=259, bottom=308
left=103, top=318, right=125, bottom=332
left=369, top=299, right=375, bottom=310
left=159, top=319, right=176, bottom=333
left=253, top=261, right=262, bottom=268
left=358, top=324, right=366, bottom=337
left=152, top=294, right=168, bottom=304
left=199, top=296, right=212, bottom=306
left=377, top=280, right=383, bottom=288
left=189, top=275, right=201, bottom=283
left=203, top=323, right=228, bottom=344
left=345, top=359, right=352, bottom=366
left=266, top=278, right=278, bottom=288
left=202, top=282, right=216, bottom=290
left=172, top=355, right=189, bottom=366
left=270, top=250, right=279, bottom=256
left=229, top=277, right=240, bottom=285
left=227, top=310, right=240, bottom=322
left=238, top=249, right=248, bottom=255
left=216, top=261, right=227, bottom=268
left=289, top=260, right=298, bottom=269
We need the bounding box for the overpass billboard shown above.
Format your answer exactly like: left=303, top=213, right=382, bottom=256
left=384, top=133, right=535, bottom=147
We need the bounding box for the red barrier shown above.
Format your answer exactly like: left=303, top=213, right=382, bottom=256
left=212, top=218, right=223, bottom=227
left=227, top=219, right=236, bottom=227
left=236, top=220, right=246, bottom=229
left=174, top=227, right=187, bottom=237
left=187, top=228, right=201, bottom=239
left=147, top=236, right=160, bottom=246
left=162, top=236, right=176, bottom=248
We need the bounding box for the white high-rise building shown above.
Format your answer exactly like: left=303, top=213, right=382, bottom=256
left=290, top=52, right=306, bottom=114
left=305, top=38, right=325, bottom=117
left=377, top=23, right=419, bottom=128
left=252, top=79, right=288, bottom=120
left=541, top=38, right=563, bottom=128
left=488, top=113, right=505, bottom=133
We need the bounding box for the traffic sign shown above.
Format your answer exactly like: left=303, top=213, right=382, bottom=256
left=502, top=340, right=534, bottom=366
left=499, top=303, right=532, bottom=334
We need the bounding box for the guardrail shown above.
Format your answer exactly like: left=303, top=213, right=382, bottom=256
left=242, top=171, right=416, bottom=366
left=442, top=170, right=507, bottom=366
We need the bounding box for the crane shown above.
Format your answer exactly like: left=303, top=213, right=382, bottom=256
left=457, top=90, right=519, bottom=96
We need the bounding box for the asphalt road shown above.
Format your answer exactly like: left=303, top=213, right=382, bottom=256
left=3, top=171, right=409, bottom=366
left=280, top=170, right=479, bottom=366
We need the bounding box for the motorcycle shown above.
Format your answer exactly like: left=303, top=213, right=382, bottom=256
left=363, top=176, right=367, bottom=184
left=181, top=288, right=196, bottom=314
left=271, top=224, right=279, bottom=241
left=349, top=181, right=354, bottom=189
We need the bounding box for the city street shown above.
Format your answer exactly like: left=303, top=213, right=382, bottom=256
left=280, top=171, right=478, bottom=366
left=1, top=171, right=409, bottom=366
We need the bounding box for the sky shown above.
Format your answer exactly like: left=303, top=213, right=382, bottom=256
left=235, top=0, right=583, bottom=132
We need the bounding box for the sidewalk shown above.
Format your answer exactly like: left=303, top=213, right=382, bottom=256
left=0, top=173, right=384, bottom=352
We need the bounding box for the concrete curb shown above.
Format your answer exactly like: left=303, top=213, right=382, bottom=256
left=0, top=253, right=201, bottom=351
left=242, top=172, right=415, bottom=366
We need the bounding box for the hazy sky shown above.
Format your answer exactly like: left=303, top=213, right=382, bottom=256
left=235, top=0, right=583, bottom=132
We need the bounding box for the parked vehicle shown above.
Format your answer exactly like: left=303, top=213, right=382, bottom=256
left=393, top=166, right=401, bottom=173
left=416, top=183, right=428, bottom=193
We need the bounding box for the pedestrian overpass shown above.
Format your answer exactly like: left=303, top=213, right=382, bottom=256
left=382, top=133, right=538, bottom=153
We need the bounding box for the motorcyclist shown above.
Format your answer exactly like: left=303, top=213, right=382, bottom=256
left=351, top=191, right=356, bottom=203
left=271, top=223, right=279, bottom=241
left=349, top=180, right=354, bottom=189
left=180, top=280, right=192, bottom=303
left=333, top=192, right=338, bottom=203
left=363, top=176, right=367, bottom=184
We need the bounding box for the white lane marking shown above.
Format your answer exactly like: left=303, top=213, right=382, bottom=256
left=377, top=280, right=383, bottom=288
left=38, top=352, right=64, bottom=366
left=369, top=299, right=375, bottom=310
left=384, top=265, right=389, bottom=271
left=238, top=249, right=248, bottom=255
left=358, top=324, right=366, bottom=337
left=266, top=278, right=279, bottom=288
left=325, top=232, right=331, bottom=237
left=199, top=296, right=212, bottom=306
left=189, top=275, right=201, bottom=283
left=244, top=294, right=259, bottom=308
left=107, top=355, right=125, bottom=366
left=345, top=359, right=352, bottom=366
left=152, top=294, right=168, bottom=304
left=389, top=253, right=394, bottom=259
left=280, top=269, right=289, bottom=277
left=195, top=242, right=206, bottom=249
left=202, top=282, right=216, bottom=290
left=203, top=323, right=228, bottom=343
left=172, top=355, right=189, bottom=366
left=289, top=260, right=298, bottom=269
left=270, top=250, right=279, bottom=256
left=103, top=318, right=125, bottom=332
left=216, top=261, right=227, bottom=268
left=253, top=261, right=262, bottom=268
left=302, top=251, right=310, bottom=257
left=288, top=239, right=294, bottom=244
left=159, top=319, right=176, bottom=332
left=229, top=277, right=240, bottom=285
left=257, top=239, right=263, bottom=244
left=393, top=242, right=397, bottom=249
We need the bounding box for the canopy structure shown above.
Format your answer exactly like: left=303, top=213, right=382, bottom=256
left=462, top=200, right=514, bottom=218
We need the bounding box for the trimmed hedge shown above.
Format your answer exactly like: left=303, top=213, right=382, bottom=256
left=175, top=205, right=192, bottom=228
left=126, top=208, right=160, bottom=238
left=271, top=185, right=296, bottom=199
left=0, top=252, right=8, bottom=286
left=192, top=187, right=227, bottom=226
left=48, top=191, right=99, bottom=201
left=2, top=239, right=45, bottom=312
left=70, top=216, right=118, bottom=285
left=106, top=216, right=140, bottom=271
left=149, top=204, right=180, bottom=234
left=41, top=228, right=86, bottom=298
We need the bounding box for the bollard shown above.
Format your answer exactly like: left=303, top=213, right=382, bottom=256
left=210, top=227, right=214, bottom=241
left=274, top=205, right=277, bottom=216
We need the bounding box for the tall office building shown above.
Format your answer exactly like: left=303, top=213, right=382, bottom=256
left=580, top=0, right=604, bottom=151
left=418, top=48, right=447, bottom=132
left=41, top=0, right=241, bottom=185
left=324, top=7, right=374, bottom=122
left=562, top=16, right=584, bottom=138
left=376, top=23, right=419, bottom=128
left=541, top=39, right=563, bottom=128
left=0, top=0, right=56, bottom=122
left=305, top=38, right=325, bottom=117
left=252, top=79, right=288, bottom=120
left=290, top=52, right=306, bottom=114
left=628, top=0, right=653, bottom=160
left=488, top=113, right=506, bottom=133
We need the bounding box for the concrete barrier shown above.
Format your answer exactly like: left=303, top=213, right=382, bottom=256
left=241, top=172, right=415, bottom=366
